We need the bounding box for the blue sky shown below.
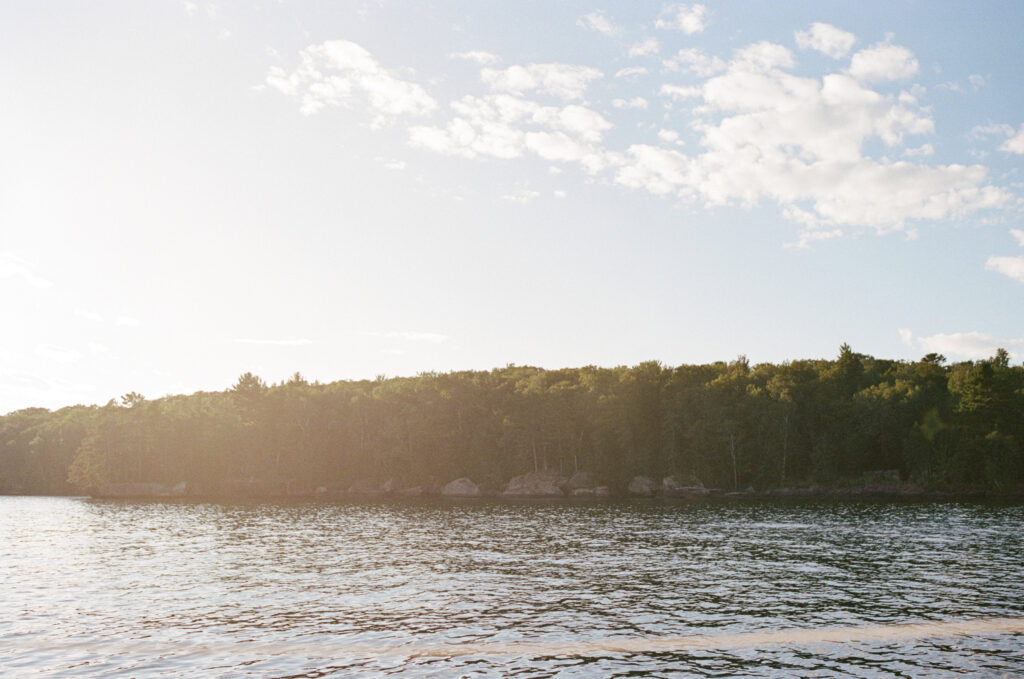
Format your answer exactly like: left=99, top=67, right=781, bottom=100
left=1, top=1, right=1023, bottom=413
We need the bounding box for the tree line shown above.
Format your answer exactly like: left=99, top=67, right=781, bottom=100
left=1, top=345, right=1021, bottom=496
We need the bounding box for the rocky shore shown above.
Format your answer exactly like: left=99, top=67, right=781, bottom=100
left=89, top=470, right=1007, bottom=501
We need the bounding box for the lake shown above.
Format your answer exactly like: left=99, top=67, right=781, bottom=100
left=2, top=496, right=1023, bottom=677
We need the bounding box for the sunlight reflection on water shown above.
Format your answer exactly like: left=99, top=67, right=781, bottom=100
left=1, top=497, right=1023, bottom=677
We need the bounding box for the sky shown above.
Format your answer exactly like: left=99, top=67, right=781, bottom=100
left=1, top=0, right=1023, bottom=414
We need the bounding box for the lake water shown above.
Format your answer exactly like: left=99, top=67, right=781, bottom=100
left=2, top=496, right=1023, bottom=677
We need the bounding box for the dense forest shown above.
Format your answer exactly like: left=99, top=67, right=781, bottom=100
left=1, top=345, right=1022, bottom=497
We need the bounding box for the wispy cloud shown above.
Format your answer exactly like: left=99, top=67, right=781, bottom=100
left=612, top=97, right=648, bottom=110
left=628, top=38, right=659, bottom=58
left=848, top=43, right=919, bottom=81
left=0, top=253, right=53, bottom=289
left=115, top=316, right=140, bottom=327
left=233, top=338, right=314, bottom=346
left=908, top=330, right=1024, bottom=362
left=449, top=50, right=500, bottom=65
left=269, top=15, right=1010, bottom=245
left=986, top=229, right=1024, bottom=283
left=614, top=66, right=648, bottom=78
left=268, top=40, right=437, bottom=125
left=577, top=11, right=619, bottom=36
left=35, top=344, right=82, bottom=364
left=75, top=308, right=104, bottom=322
left=501, top=189, right=541, bottom=203
left=376, top=157, right=407, bottom=171
left=655, top=3, right=709, bottom=34
left=794, top=23, right=856, bottom=59
left=1002, top=124, right=1024, bottom=154
left=480, top=63, right=603, bottom=101
left=364, top=331, right=450, bottom=343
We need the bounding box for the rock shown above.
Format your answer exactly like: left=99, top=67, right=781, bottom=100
left=900, top=483, right=925, bottom=496
left=348, top=479, right=384, bottom=496
left=502, top=472, right=565, bottom=497
left=662, top=474, right=702, bottom=491
left=572, top=485, right=612, bottom=498
left=398, top=486, right=424, bottom=497
left=442, top=477, right=481, bottom=497
left=662, top=475, right=707, bottom=497
left=95, top=482, right=187, bottom=498
left=628, top=476, right=657, bottom=497
left=566, top=470, right=600, bottom=491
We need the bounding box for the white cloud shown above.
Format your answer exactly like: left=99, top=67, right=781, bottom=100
left=449, top=50, right=500, bottom=65
left=628, top=38, right=660, bottom=58
left=524, top=131, right=589, bottom=161
left=916, top=331, right=1024, bottom=362
left=663, top=48, right=726, bottom=77
left=904, top=143, right=934, bottom=158
left=407, top=32, right=1008, bottom=242
left=986, top=229, right=1024, bottom=283
left=365, top=331, right=450, bottom=343
left=732, top=41, right=795, bottom=72
left=35, top=344, right=82, bottom=364
left=88, top=343, right=111, bottom=354
left=655, top=3, right=709, bottom=34
left=615, top=66, right=649, bottom=78
left=969, top=74, right=986, bottom=90
left=75, top=308, right=103, bottom=322
left=480, top=63, right=603, bottom=101
left=615, top=144, right=696, bottom=196
left=183, top=1, right=198, bottom=17
left=612, top=42, right=1006, bottom=237
left=659, top=84, right=702, bottom=101
left=501, top=189, right=541, bottom=203
left=267, top=40, right=437, bottom=123
left=409, top=94, right=612, bottom=170
left=986, top=256, right=1024, bottom=283
left=553, top=190, right=567, bottom=198
left=898, top=328, right=913, bottom=347
left=115, top=316, right=140, bottom=327
left=377, top=157, right=407, bottom=170
left=233, top=338, right=314, bottom=346
left=794, top=23, right=856, bottom=59
left=613, top=97, right=649, bottom=109
left=657, top=129, right=683, bottom=145
left=1001, top=124, right=1024, bottom=154
left=848, top=44, right=919, bottom=82
left=970, top=123, right=1014, bottom=139
left=577, top=11, right=619, bottom=36
left=0, top=253, right=52, bottom=289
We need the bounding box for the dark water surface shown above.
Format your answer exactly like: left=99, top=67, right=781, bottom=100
left=2, top=497, right=1023, bottom=677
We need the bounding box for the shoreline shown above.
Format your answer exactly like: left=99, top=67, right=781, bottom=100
left=6, top=487, right=1022, bottom=502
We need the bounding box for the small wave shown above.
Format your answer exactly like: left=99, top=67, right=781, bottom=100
left=16, top=617, right=1024, bottom=660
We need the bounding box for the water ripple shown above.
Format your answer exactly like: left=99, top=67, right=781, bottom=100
left=1, top=497, right=1023, bottom=677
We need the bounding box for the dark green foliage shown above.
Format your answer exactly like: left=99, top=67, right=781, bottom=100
left=2, top=346, right=1023, bottom=495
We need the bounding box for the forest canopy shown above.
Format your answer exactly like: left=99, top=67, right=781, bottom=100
left=1, top=346, right=1022, bottom=496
